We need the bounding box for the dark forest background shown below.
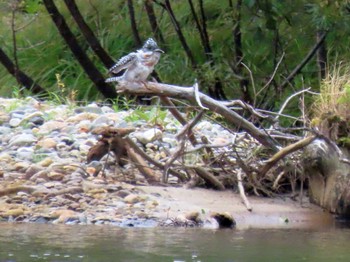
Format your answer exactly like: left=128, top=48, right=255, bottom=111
left=1, top=0, right=350, bottom=116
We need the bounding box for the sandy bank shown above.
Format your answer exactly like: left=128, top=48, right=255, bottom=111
left=137, top=185, right=334, bottom=229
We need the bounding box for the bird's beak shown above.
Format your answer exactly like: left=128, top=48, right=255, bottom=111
left=155, top=48, right=165, bottom=53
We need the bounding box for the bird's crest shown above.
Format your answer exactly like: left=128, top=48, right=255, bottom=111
left=142, top=38, right=162, bottom=52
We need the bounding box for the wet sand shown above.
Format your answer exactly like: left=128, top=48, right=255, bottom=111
left=138, top=185, right=334, bottom=229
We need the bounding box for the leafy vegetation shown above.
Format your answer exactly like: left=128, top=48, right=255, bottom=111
left=311, top=62, right=350, bottom=144
left=1, top=0, right=350, bottom=116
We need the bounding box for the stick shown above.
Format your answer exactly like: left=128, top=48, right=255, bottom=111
left=123, top=137, right=187, bottom=181
left=260, top=136, right=317, bottom=176
left=125, top=143, right=160, bottom=183
left=117, top=81, right=279, bottom=151
left=193, top=166, right=225, bottom=190
left=193, top=80, right=208, bottom=110
left=159, top=96, right=198, bottom=146
left=237, top=170, right=252, bottom=211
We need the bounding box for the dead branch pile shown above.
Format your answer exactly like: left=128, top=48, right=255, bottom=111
left=87, top=81, right=322, bottom=210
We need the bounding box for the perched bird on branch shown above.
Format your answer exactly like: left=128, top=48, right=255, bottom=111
left=105, top=38, right=164, bottom=84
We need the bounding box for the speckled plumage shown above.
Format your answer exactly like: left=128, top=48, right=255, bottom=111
left=105, top=38, right=163, bottom=83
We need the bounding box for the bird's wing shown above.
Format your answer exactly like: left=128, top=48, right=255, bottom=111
left=108, top=53, right=137, bottom=74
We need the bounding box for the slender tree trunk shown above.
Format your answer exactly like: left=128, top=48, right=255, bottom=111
left=198, top=0, right=211, bottom=57
left=43, top=0, right=116, bottom=99
left=188, top=0, right=207, bottom=55
left=127, top=0, right=142, bottom=46
left=11, top=7, right=20, bottom=85
left=63, top=0, right=115, bottom=68
left=232, top=0, right=252, bottom=104
left=197, top=0, right=226, bottom=100
left=0, top=47, right=46, bottom=95
left=317, top=30, right=327, bottom=80
left=278, top=31, right=327, bottom=91
left=144, top=0, right=165, bottom=46
left=154, top=0, right=196, bottom=68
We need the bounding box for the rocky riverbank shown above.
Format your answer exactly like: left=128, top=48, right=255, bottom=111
left=0, top=97, right=333, bottom=229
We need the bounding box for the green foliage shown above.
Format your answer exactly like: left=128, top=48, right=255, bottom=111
left=0, top=0, right=350, bottom=118
left=337, top=137, right=350, bottom=150
left=125, top=106, right=168, bottom=126
left=337, top=84, right=350, bottom=104
left=22, top=0, right=41, bottom=14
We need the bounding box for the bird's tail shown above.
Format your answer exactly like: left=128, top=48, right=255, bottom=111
left=105, top=76, right=122, bottom=83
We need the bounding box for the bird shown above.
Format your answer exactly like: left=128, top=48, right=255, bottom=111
left=105, top=38, right=164, bottom=84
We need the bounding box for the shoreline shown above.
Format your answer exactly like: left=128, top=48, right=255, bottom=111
left=137, top=185, right=335, bottom=230
left=0, top=98, right=335, bottom=229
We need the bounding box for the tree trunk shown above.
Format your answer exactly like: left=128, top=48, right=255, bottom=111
left=0, top=47, right=46, bottom=95
left=43, top=0, right=116, bottom=99
left=231, top=0, right=252, bottom=104
left=144, top=0, right=165, bottom=46
left=316, top=30, right=328, bottom=80
left=278, top=32, right=327, bottom=92
left=63, top=0, right=115, bottom=68
left=187, top=0, right=226, bottom=100
left=155, top=0, right=196, bottom=68
left=127, top=0, right=142, bottom=46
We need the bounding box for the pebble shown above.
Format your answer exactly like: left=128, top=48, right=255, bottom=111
left=0, top=97, right=237, bottom=227
left=9, top=134, right=37, bottom=147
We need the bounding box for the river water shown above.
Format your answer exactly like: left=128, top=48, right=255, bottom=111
left=0, top=222, right=349, bottom=262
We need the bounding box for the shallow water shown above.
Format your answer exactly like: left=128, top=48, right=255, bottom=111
left=0, top=223, right=350, bottom=262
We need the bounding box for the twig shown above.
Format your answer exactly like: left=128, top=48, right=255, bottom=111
left=163, top=110, right=205, bottom=182
left=259, top=135, right=317, bottom=176
left=193, top=80, right=208, bottom=110
left=272, top=87, right=312, bottom=126
left=123, top=137, right=187, bottom=181
left=184, top=142, right=232, bottom=154
left=176, top=110, right=205, bottom=140
left=159, top=97, right=198, bottom=146
left=163, top=139, right=186, bottom=183
left=224, top=100, right=271, bottom=120
left=272, top=171, right=285, bottom=190
left=237, top=169, right=252, bottom=211
left=241, top=62, right=256, bottom=105
left=0, top=186, right=38, bottom=197
left=256, top=52, right=285, bottom=97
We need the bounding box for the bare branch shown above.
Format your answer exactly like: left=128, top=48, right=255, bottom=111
left=193, top=166, right=225, bottom=190
left=257, top=52, right=285, bottom=97
left=237, top=169, right=252, bottom=211
left=278, top=32, right=327, bottom=90
left=273, top=87, right=312, bottom=124
left=241, top=62, right=256, bottom=105
left=259, top=136, right=317, bottom=176
left=160, top=97, right=198, bottom=146
left=117, top=81, right=279, bottom=150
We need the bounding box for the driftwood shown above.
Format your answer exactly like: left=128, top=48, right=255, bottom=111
left=237, top=170, right=252, bottom=211
left=87, top=127, right=135, bottom=166
left=117, top=81, right=279, bottom=150
left=259, top=136, right=317, bottom=176
left=125, top=142, right=160, bottom=183
left=83, top=80, right=338, bottom=209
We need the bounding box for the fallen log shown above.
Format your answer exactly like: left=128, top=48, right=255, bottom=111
left=117, top=81, right=279, bottom=151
